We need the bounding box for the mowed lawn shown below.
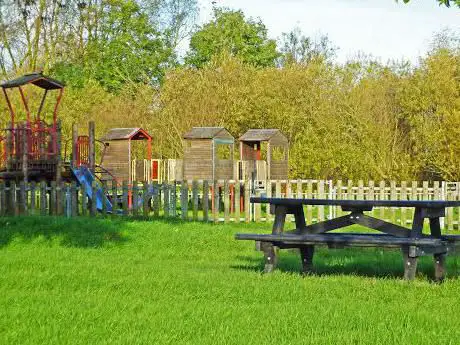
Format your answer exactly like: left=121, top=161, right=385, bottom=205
left=1, top=217, right=460, bottom=345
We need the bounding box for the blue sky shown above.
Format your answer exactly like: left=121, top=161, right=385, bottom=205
left=195, top=0, right=459, bottom=63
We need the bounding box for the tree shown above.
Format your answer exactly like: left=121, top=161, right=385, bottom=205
left=185, top=8, right=279, bottom=68
left=278, top=27, right=337, bottom=66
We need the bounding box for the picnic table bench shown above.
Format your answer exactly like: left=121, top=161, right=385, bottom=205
left=235, top=197, right=460, bottom=281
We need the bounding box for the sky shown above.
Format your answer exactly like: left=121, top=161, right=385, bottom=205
left=195, top=0, right=459, bottom=63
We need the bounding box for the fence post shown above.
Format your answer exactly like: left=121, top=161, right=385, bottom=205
left=50, top=181, right=57, bottom=216
left=244, top=180, right=250, bottom=223
left=71, top=182, right=77, bottom=217
left=90, top=180, right=97, bottom=216
left=318, top=180, right=325, bottom=222
left=170, top=181, right=177, bottom=218
left=379, top=181, right=385, bottom=220
left=336, top=180, right=342, bottom=218
left=181, top=180, right=188, bottom=221
left=122, top=181, right=129, bottom=216
left=203, top=181, right=209, bottom=222
left=19, top=181, right=26, bottom=215
left=40, top=181, right=47, bottom=216
left=163, top=183, right=169, bottom=218
left=101, top=180, right=108, bottom=216
left=153, top=182, right=160, bottom=217
left=401, top=181, right=407, bottom=226
left=213, top=180, right=219, bottom=224
left=192, top=180, right=199, bottom=221
left=30, top=181, right=36, bottom=215
left=224, top=180, right=230, bottom=223
left=132, top=183, right=139, bottom=217
left=111, top=180, right=118, bottom=215
left=306, top=180, right=313, bottom=225
left=143, top=182, right=149, bottom=218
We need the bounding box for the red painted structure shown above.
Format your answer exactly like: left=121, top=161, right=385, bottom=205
left=0, top=73, right=64, bottom=182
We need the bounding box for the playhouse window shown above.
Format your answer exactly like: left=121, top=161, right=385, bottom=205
left=216, top=144, right=232, bottom=160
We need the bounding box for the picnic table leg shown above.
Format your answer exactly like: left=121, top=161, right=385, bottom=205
left=294, top=205, right=315, bottom=274
left=261, top=242, right=278, bottom=273
left=300, top=246, right=314, bottom=275
left=430, top=217, right=446, bottom=282
left=402, top=246, right=418, bottom=280
left=261, top=205, right=287, bottom=273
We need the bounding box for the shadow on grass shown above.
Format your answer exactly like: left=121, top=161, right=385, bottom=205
left=234, top=249, right=460, bottom=280
left=0, top=216, right=130, bottom=248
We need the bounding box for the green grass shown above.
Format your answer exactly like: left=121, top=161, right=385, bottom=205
left=1, top=217, right=460, bottom=345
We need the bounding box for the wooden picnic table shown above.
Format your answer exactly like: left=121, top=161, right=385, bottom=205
left=235, top=197, right=460, bottom=281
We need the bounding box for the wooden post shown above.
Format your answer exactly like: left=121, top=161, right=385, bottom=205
left=318, top=180, right=325, bottom=222
left=422, top=181, right=429, bottom=200
left=50, top=181, right=57, bottom=216
left=265, top=180, right=272, bottom=222
left=163, top=183, right=169, bottom=218
left=72, top=123, right=78, bottom=167
left=71, top=181, right=78, bottom=217
left=379, top=181, right=385, bottom=220
left=192, top=180, right=199, bottom=221
left=224, top=180, right=230, bottom=223
left=203, top=181, right=209, bottom=222
left=357, top=180, right=364, bottom=200
left=336, top=180, right=342, bottom=218
left=181, top=180, right=188, bottom=221
left=55, top=120, right=62, bottom=183
left=143, top=182, right=149, bottom=218
left=347, top=180, right=354, bottom=200
left=56, top=181, right=63, bottom=216
left=401, top=181, right=407, bottom=227
left=306, top=180, right=313, bottom=225
left=81, top=183, right=87, bottom=216
left=111, top=180, right=118, bottom=215
left=244, top=180, right=250, bottom=223
left=19, top=181, right=26, bottom=215
left=88, top=121, right=95, bottom=174
left=234, top=181, right=240, bottom=223
left=132, top=183, right=139, bottom=217
left=90, top=180, right=97, bottom=216
left=170, top=181, right=177, bottom=217
left=122, top=181, right=129, bottom=216
left=22, top=122, right=28, bottom=184
left=30, top=181, right=36, bottom=215
left=102, top=180, right=108, bottom=216
left=40, top=181, right=47, bottom=216
left=153, top=182, right=160, bottom=217
left=390, top=181, right=396, bottom=224
left=213, top=180, right=219, bottom=223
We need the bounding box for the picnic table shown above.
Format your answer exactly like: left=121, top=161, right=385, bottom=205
left=235, top=197, right=460, bottom=281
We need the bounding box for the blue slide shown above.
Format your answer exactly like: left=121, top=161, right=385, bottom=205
left=71, top=166, right=113, bottom=212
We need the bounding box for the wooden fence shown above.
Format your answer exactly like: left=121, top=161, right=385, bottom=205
left=0, top=179, right=459, bottom=231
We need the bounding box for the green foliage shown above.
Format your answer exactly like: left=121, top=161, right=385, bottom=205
left=186, top=9, right=279, bottom=68
left=1, top=217, right=460, bottom=344
left=278, top=28, right=338, bottom=66
left=158, top=45, right=460, bottom=181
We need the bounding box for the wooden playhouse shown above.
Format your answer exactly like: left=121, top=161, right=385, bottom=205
left=183, top=127, right=235, bottom=181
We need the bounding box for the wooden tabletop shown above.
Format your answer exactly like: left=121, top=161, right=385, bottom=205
left=251, top=197, right=460, bottom=209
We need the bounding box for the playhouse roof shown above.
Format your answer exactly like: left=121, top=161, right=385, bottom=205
left=183, top=127, right=232, bottom=140
left=1, top=73, right=64, bottom=90
left=101, top=128, right=152, bottom=141
left=239, top=129, right=287, bottom=142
